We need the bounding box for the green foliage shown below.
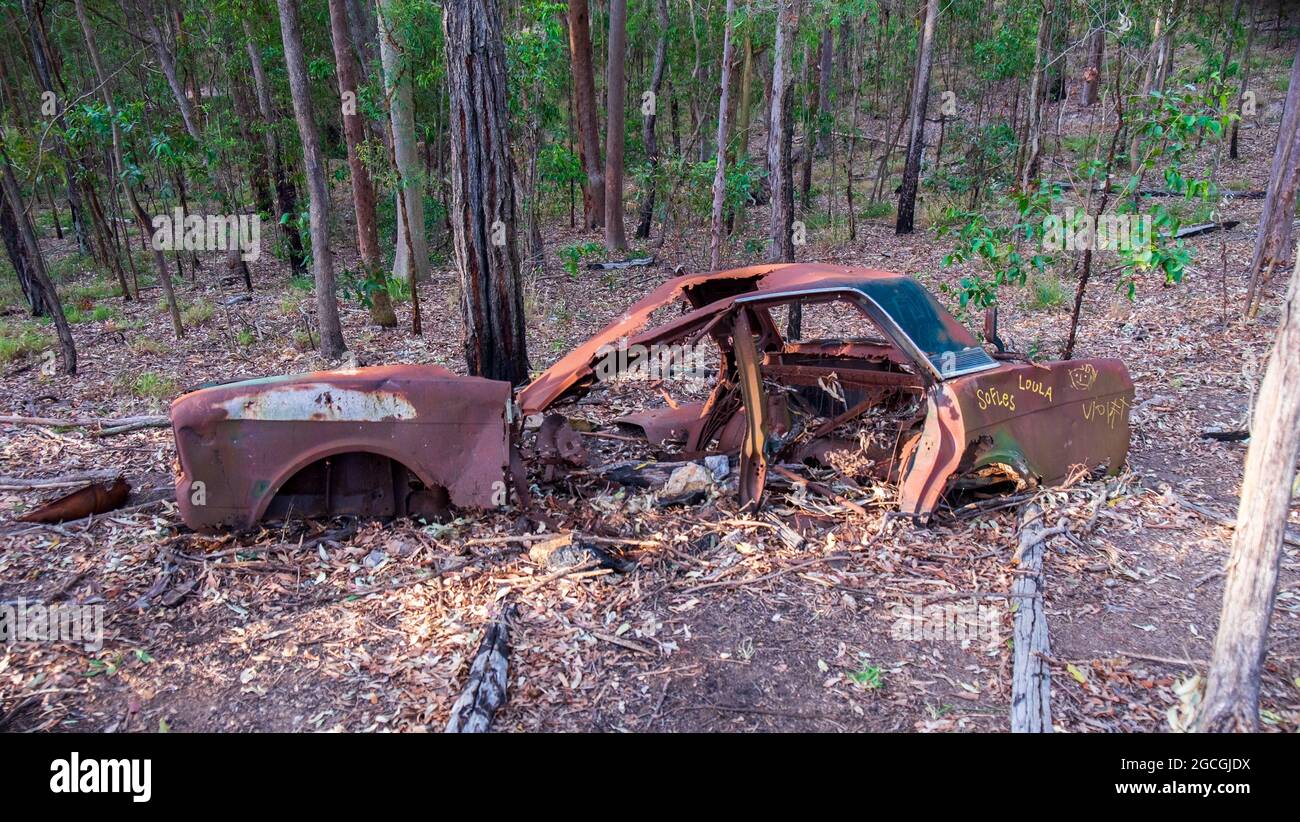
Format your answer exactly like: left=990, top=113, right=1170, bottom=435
left=935, top=184, right=1060, bottom=311
left=559, top=241, right=605, bottom=278
left=119, top=371, right=177, bottom=401
left=0, top=322, right=48, bottom=363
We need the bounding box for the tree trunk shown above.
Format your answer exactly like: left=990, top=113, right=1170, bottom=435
left=277, top=0, right=347, bottom=360
left=75, top=0, right=187, bottom=339
left=635, top=0, right=670, bottom=240
left=379, top=0, right=430, bottom=289
left=1, top=153, right=75, bottom=375
left=767, top=0, right=797, bottom=263
left=895, top=0, right=938, bottom=235
left=604, top=0, right=629, bottom=251
left=1196, top=247, right=1300, bottom=731
left=442, top=0, right=530, bottom=385
left=245, top=21, right=308, bottom=276
left=1081, top=26, right=1103, bottom=107
left=0, top=184, right=42, bottom=315
left=1018, top=0, right=1053, bottom=191
left=328, top=0, right=396, bottom=327
left=568, top=0, right=605, bottom=229
left=1244, top=37, right=1300, bottom=316
left=21, top=0, right=89, bottom=257
left=800, top=26, right=832, bottom=209
left=708, top=0, right=738, bottom=270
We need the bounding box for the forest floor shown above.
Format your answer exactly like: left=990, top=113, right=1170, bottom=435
left=3, top=66, right=1300, bottom=732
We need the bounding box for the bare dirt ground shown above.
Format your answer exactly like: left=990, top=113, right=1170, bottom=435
left=2, top=53, right=1298, bottom=733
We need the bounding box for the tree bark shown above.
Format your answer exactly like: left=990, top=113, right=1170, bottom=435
left=379, top=0, right=430, bottom=289
left=328, top=0, right=396, bottom=327
left=895, top=0, right=938, bottom=234
left=800, top=25, right=832, bottom=209
left=767, top=0, right=797, bottom=263
left=76, top=0, right=188, bottom=338
left=277, top=0, right=347, bottom=360
left=244, top=22, right=308, bottom=276
left=1196, top=247, right=1300, bottom=731
left=1081, top=26, right=1104, bottom=107
left=604, top=0, right=629, bottom=250
left=1244, top=37, right=1300, bottom=317
left=1, top=153, right=75, bottom=374
left=442, top=0, right=530, bottom=385
left=635, top=0, right=670, bottom=240
left=21, top=0, right=89, bottom=257
left=708, top=0, right=738, bottom=270
left=1018, top=0, right=1053, bottom=191
left=568, top=0, right=605, bottom=229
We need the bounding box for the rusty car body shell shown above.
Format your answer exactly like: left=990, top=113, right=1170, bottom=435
left=518, top=263, right=1134, bottom=516
left=171, top=365, right=511, bottom=532
left=170, top=263, right=1133, bottom=531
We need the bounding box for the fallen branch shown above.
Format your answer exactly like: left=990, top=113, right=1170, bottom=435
left=1011, top=503, right=1057, bottom=733
left=445, top=605, right=514, bottom=733
left=0, top=414, right=169, bottom=435
left=0, top=469, right=123, bottom=491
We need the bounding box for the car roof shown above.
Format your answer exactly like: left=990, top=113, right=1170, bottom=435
left=518, top=263, right=979, bottom=414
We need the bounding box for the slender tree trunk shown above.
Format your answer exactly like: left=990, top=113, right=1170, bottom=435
left=1196, top=247, right=1300, bottom=731
left=604, top=0, right=629, bottom=250
left=1230, top=6, right=1258, bottom=161
left=896, top=0, right=938, bottom=234
left=75, top=0, right=190, bottom=342
left=379, top=0, right=430, bottom=289
left=1, top=153, right=75, bottom=374
left=328, top=0, right=395, bottom=327
left=1019, top=0, right=1053, bottom=191
left=1081, top=26, right=1104, bottom=107
left=800, top=25, right=832, bottom=209
left=277, top=0, right=347, bottom=360
left=768, top=0, right=797, bottom=263
left=1245, top=37, right=1300, bottom=316
left=0, top=186, right=42, bottom=316
left=708, top=0, right=738, bottom=270
left=636, top=0, right=670, bottom=240
left=21, top=0, right=89, bottom=257
left=245, top=22, right=308, bottom=276
left=441, top=0, right=529, bottom=385
left=569, top=0, right=605, bottom=229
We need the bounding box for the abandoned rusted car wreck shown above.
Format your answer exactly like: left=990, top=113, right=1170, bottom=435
left=171, top=264, right=1134, bottom=532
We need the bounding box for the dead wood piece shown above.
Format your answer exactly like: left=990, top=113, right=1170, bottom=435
left=0, top=414, right=169, bottom=433
left=1011, top=503, right=1056, bottom=733
left=0, top=468, right=124, bottom=491
left=586, top=255, right=656, bottom=270
left=445, top=605, right=514, bottom=733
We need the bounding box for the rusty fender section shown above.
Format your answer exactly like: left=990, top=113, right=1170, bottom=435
left=171, top=365, right=512, bottom=532
left=897, top=358, right=1134, bottom=516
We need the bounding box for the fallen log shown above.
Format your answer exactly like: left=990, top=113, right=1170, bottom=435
left=1011, top=503, right=1065, bottom=733
left=0, top=469, right=124, bottom=491
left=587, top=255, right=656, bottom=270
left=0, top=414, right=169, bottom=435
left=445, top=605, right=514, bottom=733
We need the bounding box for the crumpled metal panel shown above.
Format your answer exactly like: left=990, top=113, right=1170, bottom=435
left=171, top=365, right=511, bottom=532
left=898, top=358, right=1134, bottom=515
left=517, top=263, right=910, bottom=414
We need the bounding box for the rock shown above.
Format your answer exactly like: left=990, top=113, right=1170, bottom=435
left=659, top=462, right=715, bottom=506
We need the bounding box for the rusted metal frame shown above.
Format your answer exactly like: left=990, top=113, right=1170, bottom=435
left=734, top=287, right=943, bottom=384
left=732, top=307, right=769, bottom=511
